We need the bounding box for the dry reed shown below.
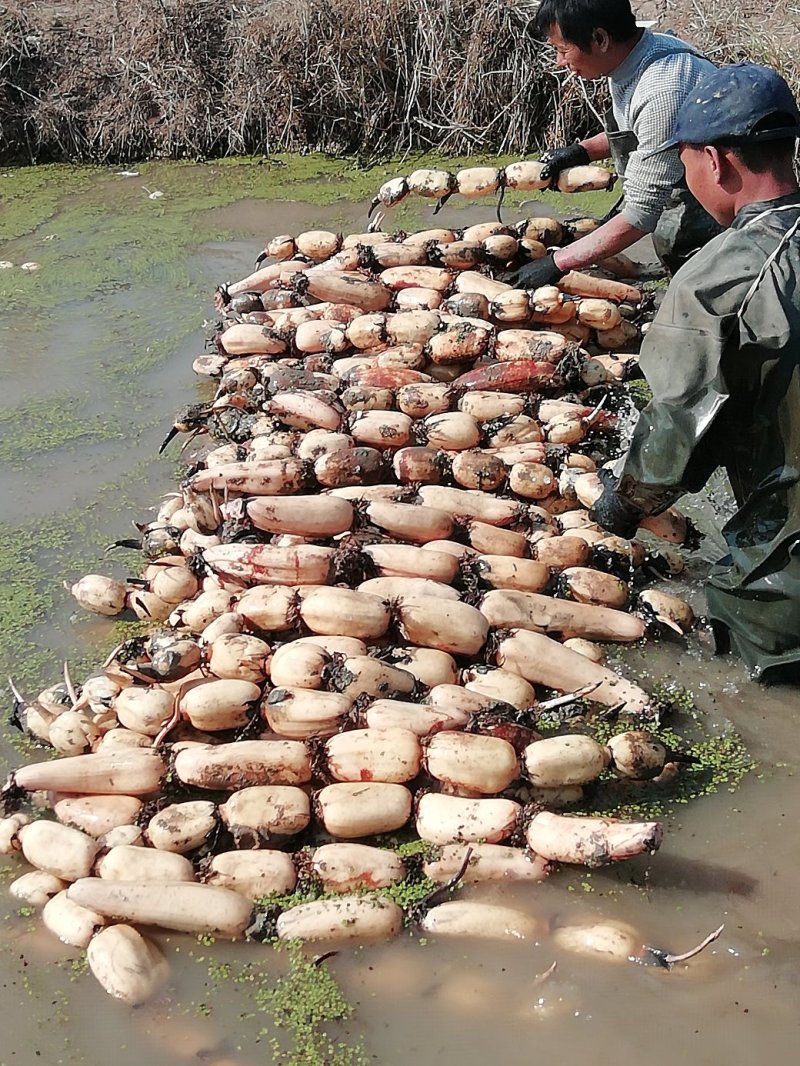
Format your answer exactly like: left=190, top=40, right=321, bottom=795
left=0, top=0, right=796, bottom=165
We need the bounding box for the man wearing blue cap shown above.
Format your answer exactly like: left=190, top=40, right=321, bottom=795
left=590, top=63, right=800, bottom=679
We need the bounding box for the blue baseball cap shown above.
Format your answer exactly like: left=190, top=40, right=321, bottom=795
left=665, top=63, right=800, bottom=147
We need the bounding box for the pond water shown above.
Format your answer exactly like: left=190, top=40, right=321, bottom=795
left=0, top=160, right=798, bottom=1066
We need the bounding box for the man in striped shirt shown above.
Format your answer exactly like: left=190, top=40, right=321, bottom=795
left=509, top=0, right=722, bottom=287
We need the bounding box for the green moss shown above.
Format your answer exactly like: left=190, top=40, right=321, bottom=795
left=195, top=941, right=368, bottom=1066
left=0, top=397, right=126, bottom=469
left=0, top=165, right=100, bottom=242
left=255, top=942, right=369, bottom=1066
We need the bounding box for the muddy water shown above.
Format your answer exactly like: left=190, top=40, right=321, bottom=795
left=1, top=164, right=799, bottom=1066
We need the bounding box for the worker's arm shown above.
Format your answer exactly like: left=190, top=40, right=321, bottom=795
left=579, top=132, right=611, bottom=161
left=553, top=214, right=648, bottom=272
left=508, top=213, right=648, bottom=288
left=555, top=89, right=694, bottom=274
left=589, top=242, right=751, bottom=536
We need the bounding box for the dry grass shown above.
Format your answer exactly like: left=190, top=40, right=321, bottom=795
left=0, top=0, right=601, bottom=163
left=1, top=0, right=797, bottom=165
left=638, top=0, right=799, bottom=99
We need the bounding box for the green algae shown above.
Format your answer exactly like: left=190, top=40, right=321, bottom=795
left=192, top=941, right=369, bottom=1066
left=0, top=396, right=126, bottom=469
left=0, top=165, right=100, bottom=243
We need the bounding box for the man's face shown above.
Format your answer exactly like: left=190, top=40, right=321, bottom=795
left=679, top=144, right=733, bottom=224
left=547, top=25, right=614, bottom=80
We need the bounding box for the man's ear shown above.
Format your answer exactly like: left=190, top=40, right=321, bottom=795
left=593, top=28, right=611, bottom=51
left=704, top=145, right=725, bottom=185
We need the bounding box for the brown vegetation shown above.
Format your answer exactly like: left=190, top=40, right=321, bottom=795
left=0, top=0, right=597, bottom=164
left=0, top=0, right=796, bottom=165
left=638, top=0, right=798, bottom=95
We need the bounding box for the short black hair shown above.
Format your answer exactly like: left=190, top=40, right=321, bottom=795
left=718, top=113, right=798, bottom=175
left=724, top=140, right=796, bottom=175
left=534, top=0, right=638, bottom=50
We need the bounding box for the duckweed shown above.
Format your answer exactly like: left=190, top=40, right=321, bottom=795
left=624, top=377, right=654, bottom=410
left=195, top=942, right=369, bottom=1066
left=255, top=872, right=438, bottom=920
left=540, top=682, right=755, bottom=819
left=0, top=398, right=126, bottom=470
left=256, top=942, right=369, bottom=1066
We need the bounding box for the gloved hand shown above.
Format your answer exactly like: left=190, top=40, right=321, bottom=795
left=502, top=251, right=566, bottom=290
left=539, top=143, right=591, bottom=185
left=588, top=468, right=645, bottom=539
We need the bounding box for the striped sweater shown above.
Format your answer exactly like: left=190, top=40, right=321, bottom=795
left=609, top=30, right=714, bottom=231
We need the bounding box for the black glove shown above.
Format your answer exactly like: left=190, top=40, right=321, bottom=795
left=588, top=469, right=645, bottom=539
left=502, top=251, right=566, bottom=290
left=539, top=143, right=591, bottom=185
